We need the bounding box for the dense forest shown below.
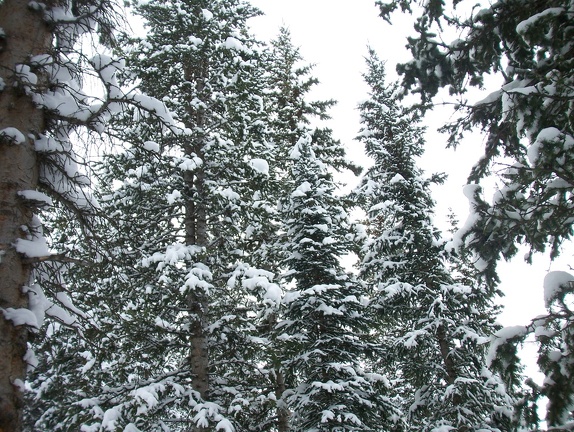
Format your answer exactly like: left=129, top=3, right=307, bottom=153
left=0, top=0, right=572, bottom=430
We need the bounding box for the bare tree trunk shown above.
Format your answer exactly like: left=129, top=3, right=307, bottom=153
left=0, top=1, right=52, bottom=430
left=187, top=169, right=208, bottom=400
left=186, top=168, right=210, bottom=432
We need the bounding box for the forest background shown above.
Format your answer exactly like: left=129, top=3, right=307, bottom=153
left=0, top=0, right=573, bottom=430
left=249, top=0, right=566, bottom=329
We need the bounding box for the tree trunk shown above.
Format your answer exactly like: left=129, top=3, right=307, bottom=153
left=275, top=367, right=289, bottom=432
left=0, top=1, right=52, bottom=430
left=183, top=60, right=210, bottom=431
left=436, top=325, right=457, bottom=387
left=437, top=324, right=469, bottom=432
left=184, top=164, right=210, bottom=432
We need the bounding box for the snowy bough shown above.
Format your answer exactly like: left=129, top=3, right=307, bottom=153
left=487, top=271, right=574, bottom=429
left=0, top=0, right=179, bottom=429
left=353, top=50, right=514, bottom=431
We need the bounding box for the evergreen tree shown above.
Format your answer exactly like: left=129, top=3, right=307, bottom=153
left=230, top=29, right=366, bottom=431
left=265, top=28, right=335, bottom=157
left=275, top=133, right=400, bottom=431
left=354, top=49, right=513, bottom=431
left=377, top=0, right=574, bottom=427
left=25, top=0, right=280, bottom=430
left=382, top=0, right=574, bottom=284
left=487, top=270, right=574, bottom=430
left=119, top=0, right=272, bottom=423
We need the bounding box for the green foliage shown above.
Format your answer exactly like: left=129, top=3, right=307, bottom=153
left=354, top=50, right=512, bottom=431
left=377, top=0, right=574, bottom=428
left=278, top=134, right=400, bottom=431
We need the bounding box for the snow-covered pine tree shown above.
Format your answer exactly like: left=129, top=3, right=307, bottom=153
left=376, top=0, right=574, bottom=427
left=239, top=29, right=367, bottom=431
left=26, top=142, right=203, bottom=429
left=0, top=0, right=180, bottom=428
left=276, top=133, right=400, bottom=431
left=354, top=49, right=513, bottom=431
left=25, top=0, right=281, bottom=430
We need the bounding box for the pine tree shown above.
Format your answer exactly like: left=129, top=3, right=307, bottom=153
left=274, top=133, right=400, bottom=431
left=25, top=0, right=280, bottom=429
left=235, top=29, right=368, bottom=431
left=117, top=0, right=274, bottom=426
left=265, top=28, right=335, bottom=154
left=354, top=49, right=513, bottom=431
left=381, top=0, right=574, bottom=284
left=26, top=144, right=204, bottom=429
left=376, top=0, right=574, bottom=427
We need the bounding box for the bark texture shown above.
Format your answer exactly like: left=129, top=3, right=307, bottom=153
left=0, top=1, right=51, bottom=430
left=184, top=61, right=210, bottom=431
left=275, top=368, right=289, bottom=432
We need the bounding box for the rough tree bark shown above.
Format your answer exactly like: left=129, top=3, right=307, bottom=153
left=183, top=61, right=210, bottom=431
left=0, top=1, right=52, bottom=430
left=275, top=367, right=289, bottom=432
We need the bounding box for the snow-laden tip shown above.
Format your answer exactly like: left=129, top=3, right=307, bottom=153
left=462, top=183, right=482, bottom=200
left=249, top=158, right=269, bottom=175
left=18, top=190, right=53, bottom=207
left=543, top=271, right=574, bottom=308
left=224, top=37, right=244, bottom=51
left=291, top=181, right=312, bottom=198
left=446, top=184, right=482, bottom=253
left=1, top=307, right=39, bottom=328
left=143, top=140, right=160, bottom=153
left=487, top=325, right=528, bottom=367
left=15, top=237, right=50, bottom=258
left=201, top=8, right=213, bottom=21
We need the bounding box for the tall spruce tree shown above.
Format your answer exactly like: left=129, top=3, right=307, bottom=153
left=198, top=29, right=366, bottom=432
left=354, top=49, right=513, bottom=431
left=116, top=1, right=275, bottom=427
left=264, top=28, right=361, bottom=189
left=274, top=133, right=401, bottom=431
left=265, top=28, right=336, bottom=158
left=25, top=0, right=281, bottom=430
left=376, top=0, right=574, bottom=427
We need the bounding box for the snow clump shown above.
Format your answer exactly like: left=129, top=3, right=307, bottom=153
left=248, top=158, right=269, bottom=175
left=543, top=271, right=574, bottom=308
left=0, top=127, right=26, bottom=144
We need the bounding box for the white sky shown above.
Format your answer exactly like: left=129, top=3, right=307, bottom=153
left=246, top=2, right=570, bottom=350
left=249, top=1, right=483, bottom=221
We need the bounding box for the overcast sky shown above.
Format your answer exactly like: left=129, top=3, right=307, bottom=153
left=248, top=1, right=485, bottom=221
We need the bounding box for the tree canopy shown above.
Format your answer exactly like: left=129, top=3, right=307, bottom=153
left=2, top=0, right=572, bottom=430
left=377, top=0, right=574, bottom=427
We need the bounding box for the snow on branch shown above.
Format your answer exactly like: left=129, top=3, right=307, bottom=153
left=543, top=271, right=574, bottom=309
left=0, top=127, right=26, bottom=144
